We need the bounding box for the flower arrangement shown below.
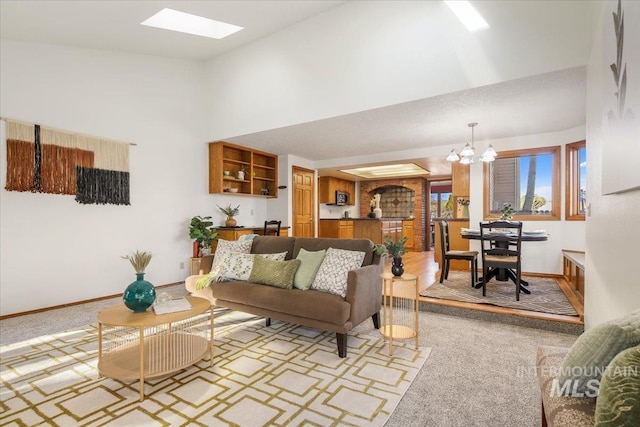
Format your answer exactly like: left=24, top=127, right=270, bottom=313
left=121, top=250, right=152, bottom=274
left=218, top=204, right=240, bottom=217
left=457, top=199, right=470, bottom=206
left=500, top=203, right=515, bottom=220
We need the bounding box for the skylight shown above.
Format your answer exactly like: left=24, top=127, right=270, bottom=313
left=141, top=8, right=243, bottom=40
left=340, top=164, right=430, bottom=179
left=444, top=1, right=489, bottom=32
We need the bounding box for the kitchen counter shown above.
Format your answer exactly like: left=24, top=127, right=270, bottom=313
left=319, top=217, right=410, bottom=221
left=318, top=218, right=411, bottom=245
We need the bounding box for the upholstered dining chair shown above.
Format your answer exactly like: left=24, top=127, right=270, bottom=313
left=438, top=220, right=478, bottom=287
left=479, top=220, right=523, bottom=300
left=263, top=220, right=282, bottom=236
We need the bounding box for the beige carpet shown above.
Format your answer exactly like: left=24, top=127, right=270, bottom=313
left=0, top=310, right=430, bottom=426
left=420, top=271, right=578, bottom=316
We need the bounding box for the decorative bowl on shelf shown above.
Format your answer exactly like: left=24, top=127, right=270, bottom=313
left=228, top=188, right=239, bottom=193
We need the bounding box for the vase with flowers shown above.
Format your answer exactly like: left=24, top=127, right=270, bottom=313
left=218, top=204, right=240, bottom=227
left=121, top=250, right=155, bottom=312
left=458, top=198, right=470, bottom=218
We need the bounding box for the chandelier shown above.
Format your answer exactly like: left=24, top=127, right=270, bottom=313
left=446, top=122, right=496, bottom=164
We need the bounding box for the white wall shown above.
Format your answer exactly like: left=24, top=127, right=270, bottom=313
left=0, top=41, right=208, bottom=316
left=203, top=0, right=589, bottom=139
left=583, top=1, right=640, bottom=328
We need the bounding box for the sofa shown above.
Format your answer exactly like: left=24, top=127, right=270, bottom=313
left=536, top=309, right=640, bottom=427
left=185, top=236, right=384, bottom=357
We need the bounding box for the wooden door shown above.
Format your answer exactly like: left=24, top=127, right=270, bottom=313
left=293, top=166, right=315, bottom=237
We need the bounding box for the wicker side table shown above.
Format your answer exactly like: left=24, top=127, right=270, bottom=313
left=380, top=272, right=419, bottom=355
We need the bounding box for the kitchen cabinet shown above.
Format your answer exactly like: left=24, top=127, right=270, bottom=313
left=319, top=219, right=353, bottom=239
left=402, top=220, right=414, bottom=249
left=318, top=176, right=356, bottom=204
left=208, top=141, right=278, bottom=198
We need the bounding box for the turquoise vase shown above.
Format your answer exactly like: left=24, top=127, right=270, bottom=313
left=123, top=273, right=156, bottom=313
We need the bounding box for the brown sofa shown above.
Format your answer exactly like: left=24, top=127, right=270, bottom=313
left=185, top=236, right=384, bottom=357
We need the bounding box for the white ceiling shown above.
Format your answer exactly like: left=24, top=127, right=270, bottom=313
left=0, top=0, right=591, bottom=179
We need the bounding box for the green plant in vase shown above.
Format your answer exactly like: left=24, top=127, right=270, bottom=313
left=500, top=203, right=515, bottom=220
left=218, top=204, right=240, bottom=227
left=189, top=216, right=218, bottom=255
left=375, top=235, right=408, bottom=277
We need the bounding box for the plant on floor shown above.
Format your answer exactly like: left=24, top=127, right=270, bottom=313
left=121, top=250, right=152, bottom=274
left=189, top=216, right=218, bottom=249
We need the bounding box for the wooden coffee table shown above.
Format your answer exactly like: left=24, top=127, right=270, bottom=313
left=97, top=295, right=213, bottom=401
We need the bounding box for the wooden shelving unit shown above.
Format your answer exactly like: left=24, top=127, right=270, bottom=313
left=208, top=141, right=278, bottom=198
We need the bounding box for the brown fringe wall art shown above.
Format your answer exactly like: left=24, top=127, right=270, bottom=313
left=3, top=119, right=132, bottom=205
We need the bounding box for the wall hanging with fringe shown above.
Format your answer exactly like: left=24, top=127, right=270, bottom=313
left=3, top=118, right=133, bottom=206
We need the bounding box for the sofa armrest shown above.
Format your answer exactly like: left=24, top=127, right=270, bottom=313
left=345, top=260, right=384, bottom=327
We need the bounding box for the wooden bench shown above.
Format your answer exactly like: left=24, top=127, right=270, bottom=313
left=562, top=250, right=585, bottom=304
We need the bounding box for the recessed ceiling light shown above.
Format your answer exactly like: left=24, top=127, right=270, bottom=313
left=141, top=8, right=243, bottom=40
left=444, top=1, right=489, bottom=32
left=340, top=164, right=430, bottom=179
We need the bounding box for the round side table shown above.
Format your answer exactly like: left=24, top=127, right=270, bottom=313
left=380, top=273, right=420, bottom=356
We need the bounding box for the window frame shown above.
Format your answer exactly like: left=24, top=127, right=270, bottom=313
left=483, top=145, right=561, bottom=221
left=565, top=140, right=586, bottom=221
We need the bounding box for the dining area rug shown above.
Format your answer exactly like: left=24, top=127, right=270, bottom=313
left=420, top=271, right=578, bottom=316
left=0, top=310, right=430, bottom=426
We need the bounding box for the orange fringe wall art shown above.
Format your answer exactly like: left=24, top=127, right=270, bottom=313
left=4, top=119, right=131, bottom=205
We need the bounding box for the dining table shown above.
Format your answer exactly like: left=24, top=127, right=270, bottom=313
left=460, top=230, right=548, bottom=294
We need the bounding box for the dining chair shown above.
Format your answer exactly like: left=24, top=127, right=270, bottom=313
left=479, top=220, right=523, bottom=300
left=263, top=220, right=282, bottom=236
left=438, top=220, right=478, bottom=287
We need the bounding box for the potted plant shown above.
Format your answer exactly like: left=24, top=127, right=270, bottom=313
left=189, top=216, right=218, bottom=256
left=375, top=235, right=408, bottom=276
left=218, top=204, right=240, bottom=227
left=121, top=250, right=155, bottom=312
left=500, top=203, right=515, bottom=220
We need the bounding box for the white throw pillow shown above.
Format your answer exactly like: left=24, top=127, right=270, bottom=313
left=212, top=239, right=253, bottom=270
left=310, top=248, right=365, bottom=297
left=219, top=251, right=287, bottom=281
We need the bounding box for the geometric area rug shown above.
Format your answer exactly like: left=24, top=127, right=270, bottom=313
left=420, top=271, right=579, bottom=316
left=0, top=310, right=430, bottom=426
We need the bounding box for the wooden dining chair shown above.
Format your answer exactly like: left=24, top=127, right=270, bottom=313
left=479, top=220, right=523, bottom=300
left=263, top=220, right=282, bottom=236
left=438, top=220, right=478, bottom=287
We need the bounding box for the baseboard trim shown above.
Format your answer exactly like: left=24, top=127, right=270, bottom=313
left=0, top=282, right=184, bottom=320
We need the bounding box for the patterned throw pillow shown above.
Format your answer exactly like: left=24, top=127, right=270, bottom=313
left=559, top=309, right=640, bottom=393
left=248, top=256, right=301, bottom=289
left=310, top=247, right=365, bottom=297
left=212, top=239, right=253, bottom=269
left=293, top=248, right=326, bottom=290
left=219, top=251, right=287, bottom=281
left=594, top=344, right=640, bottom=427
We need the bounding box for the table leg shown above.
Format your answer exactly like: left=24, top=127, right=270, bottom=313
left=98, top=323, right=103, bottom=378
left=209, top=307, right=215, bottom=367
left=139, top=327, right=144, bottom=402
left=475, top=268, right=531, bottom=294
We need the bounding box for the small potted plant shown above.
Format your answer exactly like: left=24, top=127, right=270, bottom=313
left=218, top=204, right=240, bottom=227
left=500, top=203, right=515, bottom=220
left=375, top=235, right=408, bottom=276
left=189, top=216, right=219, bottom=256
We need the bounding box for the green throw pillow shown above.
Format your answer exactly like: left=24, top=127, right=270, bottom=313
left=248, top=256, right=301, bottom=289
left=293, top=248, right=326, bottom=290
left=559, top=309, right=640, bottom=393
left=595, top=344, right=640, bottom=427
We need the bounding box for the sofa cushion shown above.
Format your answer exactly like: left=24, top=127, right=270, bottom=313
left=222, top=252, right=287, bottom=281
left=213, top=239, right=253, bottom=267
left=248, top=257, right=301, bottom=289
left=212, top=281, right=351, bottom=326
left=293, top=248, right=326, bottom=290
left=251, top=236, right=296, bottom=260
left=559, top=309, right=640, bottom=393
left=292, top=237, right=373, bottom=266
left=594, top=344, right=640, bottom=426
left=537, top=346, right=596, bottom=427
left=311, top=248, right=366, bottom=297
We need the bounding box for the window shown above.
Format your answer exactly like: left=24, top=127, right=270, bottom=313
left=566, top=140, right=586, bottom=220
left=430, top=181, right=454, bottom=219
left=483, top=146, right=560, bottom=221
